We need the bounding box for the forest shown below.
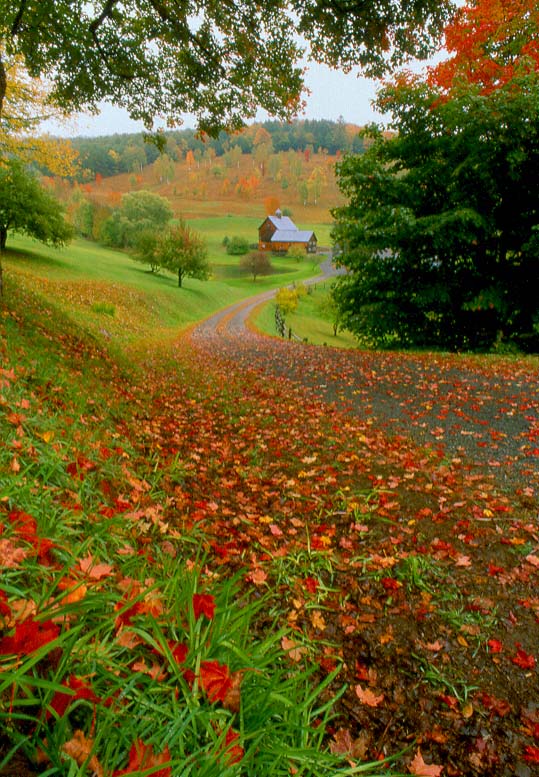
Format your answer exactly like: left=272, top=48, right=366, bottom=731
left=69, top=119, right=367, bottom=181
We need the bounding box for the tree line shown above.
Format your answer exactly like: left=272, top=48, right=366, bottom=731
left=68, top=120, right=366, bottom=181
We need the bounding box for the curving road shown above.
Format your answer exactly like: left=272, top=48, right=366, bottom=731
left=194, top=255, right=341, bottom=337
left=191, top=257, right=539, bottom=493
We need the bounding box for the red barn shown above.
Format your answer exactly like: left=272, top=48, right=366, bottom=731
left=258, top=210, right=317, bottom=253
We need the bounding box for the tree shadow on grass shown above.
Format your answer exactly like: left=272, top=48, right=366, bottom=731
left=4, top=246, right=70, bottom=272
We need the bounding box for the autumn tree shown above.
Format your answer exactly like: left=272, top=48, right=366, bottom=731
left=240, top=251, right=272, bottom=281
left=100, top=190, right=173, bottom=248
left=0, top=1, right=454, bottom=137
left=0, top=158, right=72, bottom=293
left=158, top=221, right=210, bottom=287
left=264, top=196, right=280, bottom=216
left=131, top=228, right=161, bottom=273
left=0, top=53, right=78, bottom=175
left=429, top=0, right=539, bottom=94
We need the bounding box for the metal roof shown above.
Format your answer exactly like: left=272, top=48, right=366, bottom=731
left=267, top=214, right=297, bottom=231
left=271, top=229, right=315, bottom=243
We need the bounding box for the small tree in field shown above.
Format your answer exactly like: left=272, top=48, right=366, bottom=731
left=275, top=287, right=299, bottom=316
left=131, top=229, right=161, bottom=273
left=287, top=244, right=305, bottom=262
left=240, top=251, right=272, bottom=281
left=159, top=221, right=210, bottom=288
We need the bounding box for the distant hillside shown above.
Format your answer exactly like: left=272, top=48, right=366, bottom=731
left=80, top=147, right=346, bottom=223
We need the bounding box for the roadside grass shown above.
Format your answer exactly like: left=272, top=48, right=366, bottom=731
left=253, top=285, right=360, bottom=349
left=0, top=270, right=406, bottom=776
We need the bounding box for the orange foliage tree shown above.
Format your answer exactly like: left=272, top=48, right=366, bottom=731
left=429, top=0, right=539, bottom=93
left=264, top=196, right=280, bottom=215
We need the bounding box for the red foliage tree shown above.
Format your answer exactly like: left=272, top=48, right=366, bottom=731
left=429, top=0, right=539, bottom=93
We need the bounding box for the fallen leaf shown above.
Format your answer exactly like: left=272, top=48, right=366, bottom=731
left=355, top=684, right=384, bottom=707
left=408, top=748, right=443, bottom=776
left=62, top=730, right=104, bottom=777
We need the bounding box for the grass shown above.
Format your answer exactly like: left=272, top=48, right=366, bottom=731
left=253, top=284, right=360, bottom=349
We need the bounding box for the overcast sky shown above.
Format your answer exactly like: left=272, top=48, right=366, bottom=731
left=50, top=62, right=388, bottom=138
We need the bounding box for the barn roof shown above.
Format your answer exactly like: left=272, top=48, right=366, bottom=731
left=271, top=229, right=315, bottom=243
left=267, top=214, right=297, bottom=231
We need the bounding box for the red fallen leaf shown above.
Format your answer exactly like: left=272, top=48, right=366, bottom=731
left=304, top=576, right=319, bottom=594
left=0, top=591, right=11, bottom=618
left=511, top=645, right=536, bottom=670
left=193, top=593, right=216, bottom=620
left=408, top=748, right=443, bottom=776
left=438, top=693, right=459, bottom=710
left=523, top=745, right=539, bottom=764
left=114, top=598, right=143, bottom=629
left=153, top=640, right=188, bottom=666
left=0, top=617, right=60, bottom=656
left=113, top=740, right=171, bottom=776
left=47, top=675, right=100, bottom=719
left=381, top=577, right=401, bottom=592
left=475, top=691, right=512, bottom=717
left=8, top=509, right=55, bottom=562
left=66, top=455, right=97, bottom=480
left=222, top=728, right=244, bottom=765
left=199, top=660, right=233, bottom=703
left=487, top=639, right=503, bottom=653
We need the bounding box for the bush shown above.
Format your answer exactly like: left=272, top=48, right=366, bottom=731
left=226, top=236, right=250, bottom=255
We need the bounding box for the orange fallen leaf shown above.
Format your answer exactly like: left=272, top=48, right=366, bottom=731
left=408, top=748, right=443, bottom=776
left=78, top=554, right=114, bottom=580
left=281, top=636, right=307, bottom=662
left=355, top=684, right=384, bottom=707
left=61, top=730, right=104, bottom=777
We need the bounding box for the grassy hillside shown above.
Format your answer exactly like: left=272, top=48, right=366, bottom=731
left=82, top=150, right=344, bottom=227
left=2, top=232, right=327, bottom=353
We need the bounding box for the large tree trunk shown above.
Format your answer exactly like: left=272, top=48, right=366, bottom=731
left=0, top=55, right=6, bottom=118
left=0, top=227, right=6, bottom=297
left=178, top=268, right=183, bottom=287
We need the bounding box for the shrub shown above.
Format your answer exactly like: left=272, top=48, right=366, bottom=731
left=226, top=236, right=250, bottom=255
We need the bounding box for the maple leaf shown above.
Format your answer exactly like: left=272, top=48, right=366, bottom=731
left=330, top=728, right=353, bottom=756
left=193, top=593, right=216, bottom=620
left=304, top=576, right=319, bottom=594
left=524, top=745, right=539, bottom=764
left=408, top=748, right=443, bottom=776
left=0, top=538, right=28, bottom=568
left=511, top=645, right=536, bottom=670
left=199, top=660, right=233, bottom=703
left=223, top=669, right=245, bottom=713
left=77, top=554, right=114, bottom=580
left=48, top=676, right=100, bottom=719
left=355, top=684, right=384, bottom=707
left=281, top=635, right=307, bottom=662
left=0, top=617, right=60, bottom=656
left=113, top=740, right=171, bottom=776
left=222, top=727, right=244, bottom=765
left=62, top=729, right=104, bottom=777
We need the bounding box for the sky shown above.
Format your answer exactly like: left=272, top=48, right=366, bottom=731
left=49, top=62, right=388, bottom=138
